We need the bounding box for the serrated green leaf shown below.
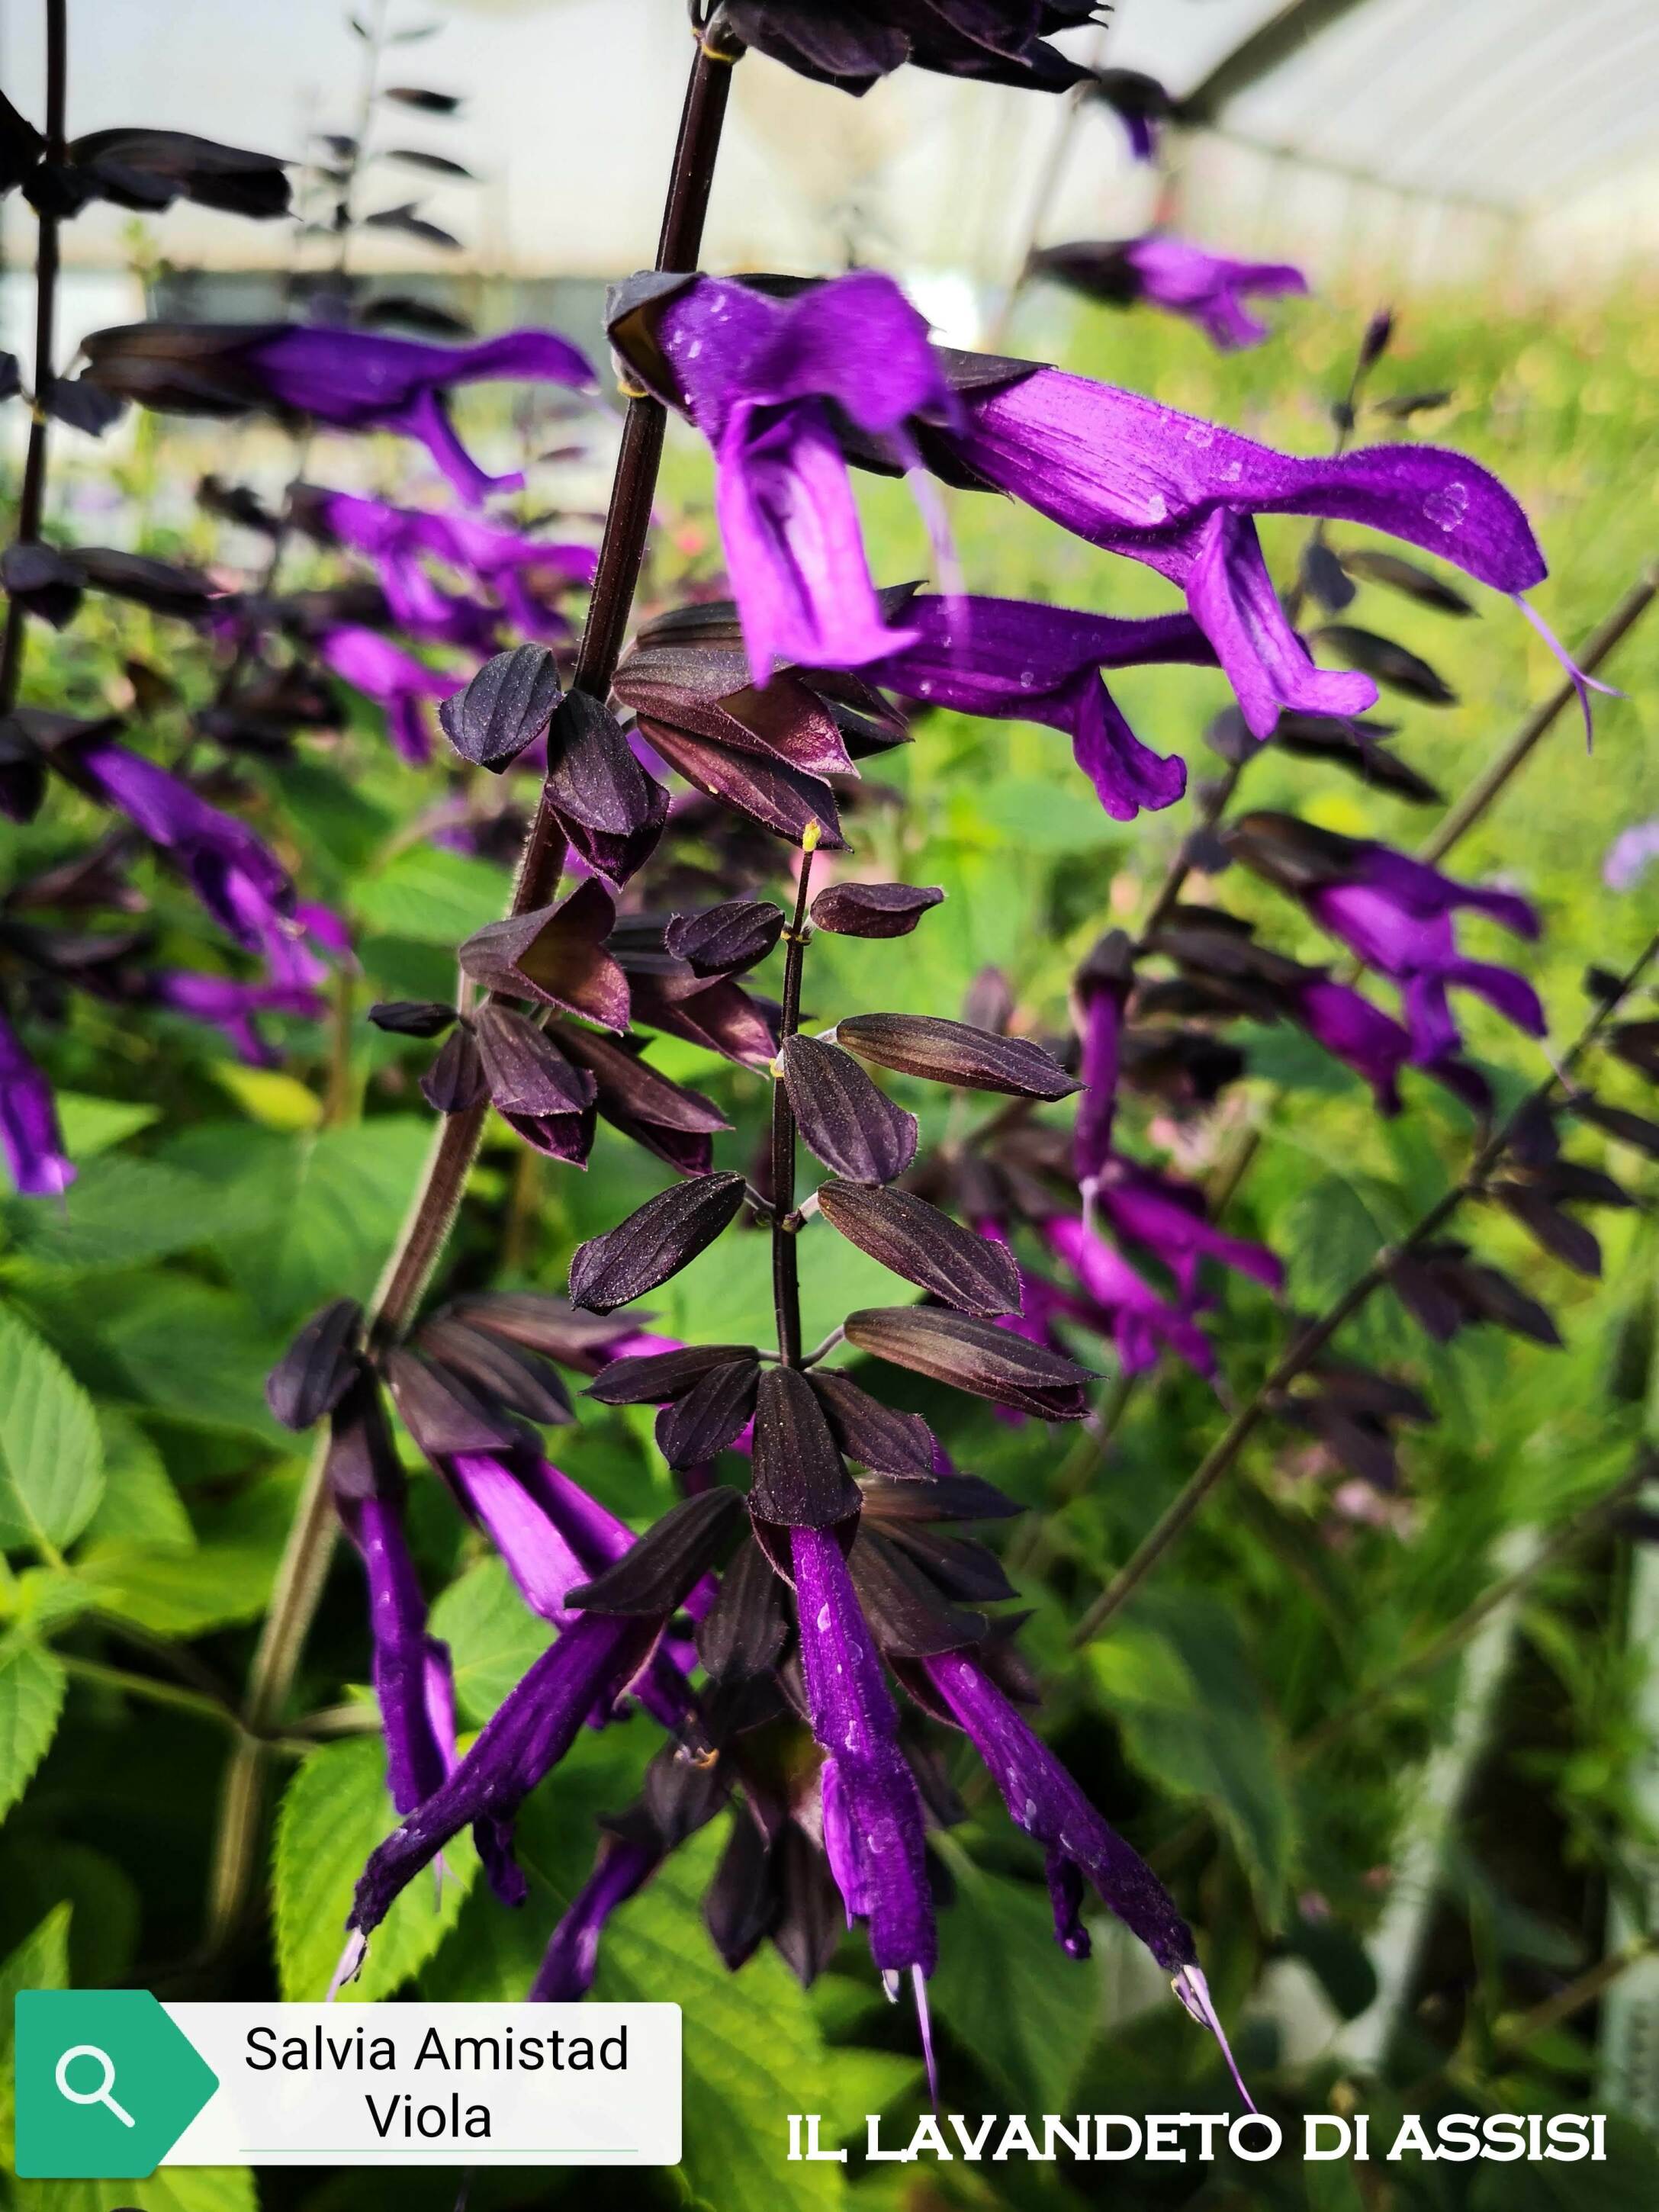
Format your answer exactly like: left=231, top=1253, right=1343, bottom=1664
left=209, top=1117, right=436, bottom=1328
left=931, top=1858, right=1101, bottom=2109
left=429, top=1557, right=554, bottom=1728
left=0, top=1304, right=104, bottom=1555
left=5, top=1156, right=214, bottom=1273
left=353, top=846, right=512, bottom=944
left=74, top=1471, right=294, bottom=1637
left=274, top=1737, right=475, bottom=2001
left=84, top=1410, right=193, bottom=1553
left=207, top=1063, right=323, bottom=1132
left=97, top=1276, right=288, bottom=1440
left=0, top=1902, right=72, bottom=2165
left=0, top=1639, right=66, bottom=1823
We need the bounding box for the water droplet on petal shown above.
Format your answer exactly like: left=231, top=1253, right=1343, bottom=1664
left=1423, top=481, right=1469, bottom=532
left=1221, top=461, right=1243, bottom=483
left=1145, top=493, right=1169, bottom=522
left=816, top=1603, right=831, bottom=1632
left=1018, top=669, right=1034, bottom=689
left=1184, top=422, right=1214, bottom=448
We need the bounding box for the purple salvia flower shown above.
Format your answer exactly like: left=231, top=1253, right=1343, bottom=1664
left=317, top=625, right=465, bottom=765
left=82, top=323, right=596, bottom=506
left=1072, top=937, right=1133, bottom=1180
left=1041, top=1212, right=1217, bottom=1379
left=931, top=357, right=1550, bottom=735
left=792, top=1526, right=937, bottom=1983
left=637, top=274, right=953, bottom=680
left=1091, top=1159, right=1284, bottom=1304
left=1036, top=235, right=1310, bottom=352
left=346, top=1612, right=663, bottom=1950
left=863, top=593, right=1214, bottom=819
left=922, top=1647, right=1254, bottom=2111
left=69, top=736, right=297, bottom=960
left=0, top=1012, right=74, bottom=1197
left=150, top=969, right=325, bottom=1066
left=530, top=1831, right=661, bottom=2001
left=1306, top=856, right=1542, bottom=1066
left=339, top=1487, right=456, bottom=1818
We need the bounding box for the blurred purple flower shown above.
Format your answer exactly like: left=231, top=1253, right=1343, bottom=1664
left=150, top=969, right=324, bottom=1065
left=317, top=625, right=465, bottom=764
left=82, top=323, right=594, bottom=506
left=531, top=1830, right=661, bottom=2001
left=1606, top=818, right=1659, bottom=892
left=70, top=736, right=297, bottom=960
left=0, top=1012, right=74, bottom=1198
left=1036, top=235, right=1309, bottom=352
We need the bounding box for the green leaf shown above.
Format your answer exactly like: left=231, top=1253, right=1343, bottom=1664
left=594, top=1831, right=847, bottom=2212
left=14, top=2169, right=256, bottom=2212
left=353, top=847, right=512, bottom=944
left=0, top=1639, right=66, bottom=1822
left=1086, top=1591, right=1294, bottom=1923
left=50, top=1095, right=162, bottom=1159
left=83, top=1410, right=193, bottom=1553
left=429, top=1557, right=554, bottom=1728
left=74, top=1471, right=295, bottom=1638
left=273, top=1738, right=475, bottom=2002
left=0, top=1903, right=72, bottom=2165
left=207, top=1063, right=323, bottom=1132
left=209, top=1118, right=436, bottom=1328
left=958, top=775, right=1130, bottom=854
left=4, top=1156, right=214, bottom=1273
left=98, top=1277, right=288, bottom=1441
left=0, top=1304, right=104, bottom=1555
left=931, top=1858, right=1101, bottom=2108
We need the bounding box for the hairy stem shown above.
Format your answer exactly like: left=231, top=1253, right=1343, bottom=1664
left=1070, top=926, right=1659, bottom=1645
left=0, top=0, right=69, bottom=717
left=201, top=26, right=740, bottom=1960
left=770, top=844, right=818, bottom=1365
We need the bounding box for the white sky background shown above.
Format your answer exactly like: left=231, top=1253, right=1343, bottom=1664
left=3, top=0, right=1654, bottom=307
left=0, top=0, right=1272, bottom=277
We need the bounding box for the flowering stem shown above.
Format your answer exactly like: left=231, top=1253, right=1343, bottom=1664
left=0, top=0, right=68, bottom=717
left=771, top=844, right=818, bottom=1366
left=1070, top=925, right=1659, bottom=1646
left=200, top=25, right=739, bottom=1960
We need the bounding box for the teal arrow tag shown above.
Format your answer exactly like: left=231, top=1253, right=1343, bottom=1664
left=14, top=1991, right=220, bottom=2178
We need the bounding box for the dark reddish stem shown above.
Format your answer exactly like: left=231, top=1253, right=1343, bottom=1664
left=368, top=29, right=738, bottom=1348
left=0, top=0, right=69, bottom=717
left=770, top=843, right=818, bottom=1366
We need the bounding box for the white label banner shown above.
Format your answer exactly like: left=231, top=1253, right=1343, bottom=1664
left=162, top=2004, right=681, bottom=2167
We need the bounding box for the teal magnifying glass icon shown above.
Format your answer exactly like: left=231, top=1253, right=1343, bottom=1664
left=54, top=2045, right=135, bottom=2128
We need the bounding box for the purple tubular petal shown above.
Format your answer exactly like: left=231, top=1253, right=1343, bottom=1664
left=349, top=1612, right=661, bottom=1940
left=442, top=1450, right=698, bottom=1734
left=337, top=1489, right=455, bottom=1815
left=1124, top=236, right=1308, bottom=353
left=923, top=1648, right=1196, bottom=1972
left=151, top=970, right=324, bottom=1066
left=0, top=1013, right=74, bottom=1197
left=530, top=1832, right=661, bottom=2000
left=793, top=1526, right=936, bottom=1976
left=1074, top=977, right=1128, bottom=1182
left=1043, top=1213, right=1216, bottom=1379
left=73, top=737, right=295, bottom=953
left=1098, top=1165, right=1284, bottom=1296
left=944, top=365, right=1546, bottom=731
left=1292, top=979, right=1408, bottom=1113
left=654, top=276, right=952, bottom=680
left=865, top=594, right=1207, bottom=820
